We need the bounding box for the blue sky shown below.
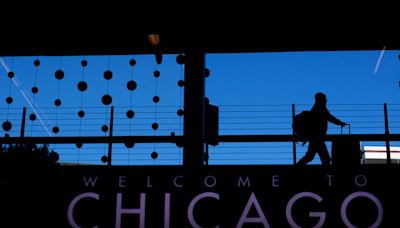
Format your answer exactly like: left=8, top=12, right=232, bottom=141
left=1, top=50, right=399, bottom=165
left=207, top=51, right=399, bottom=105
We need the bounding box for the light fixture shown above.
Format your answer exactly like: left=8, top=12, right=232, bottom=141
left=148, top=34, right=160, bottom=47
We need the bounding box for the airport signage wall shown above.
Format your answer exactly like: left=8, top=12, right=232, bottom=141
left=0, top=165, right=396, bottom=227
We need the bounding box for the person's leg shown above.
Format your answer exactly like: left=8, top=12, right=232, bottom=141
left=297, top=141, right=317, bottom=165
left=317, top=141, right=330, bottom=167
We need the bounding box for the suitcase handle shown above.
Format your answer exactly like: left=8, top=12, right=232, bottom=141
left=340, top=124, right=351, bottom=135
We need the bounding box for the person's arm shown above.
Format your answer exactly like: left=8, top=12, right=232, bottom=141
left=327, top=112, right=347, bottom=127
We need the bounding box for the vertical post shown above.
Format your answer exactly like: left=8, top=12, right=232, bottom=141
left=107, top=106, right=114, bottom=166
left=183, top=49, right=205, bottom=168
left=205, top=143, right=209, bottom=166
left=292, top=104, right=297, bottom=165
left=20, top=107, right=26, bottom=138
left=384, top=103, right=391, bottom=164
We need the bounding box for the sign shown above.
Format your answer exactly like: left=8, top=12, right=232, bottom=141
left=0, top=165, right=397, bottom=227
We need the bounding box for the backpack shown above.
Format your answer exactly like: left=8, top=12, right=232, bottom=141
left=292, top=111, right=314, bottom=145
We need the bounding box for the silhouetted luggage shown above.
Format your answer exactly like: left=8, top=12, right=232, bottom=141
left=331, top=125, right=361, bottom=168
left=292, top=111, right=315, bottom=145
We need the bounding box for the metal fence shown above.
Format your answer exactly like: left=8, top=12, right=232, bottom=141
left=1, top=103, right=399, bottom=165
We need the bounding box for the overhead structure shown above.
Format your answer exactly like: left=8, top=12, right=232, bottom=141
left=1, top=31, right=399, bottom=56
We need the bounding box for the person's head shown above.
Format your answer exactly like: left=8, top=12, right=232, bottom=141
left=314, top=92, right=327, bottom=105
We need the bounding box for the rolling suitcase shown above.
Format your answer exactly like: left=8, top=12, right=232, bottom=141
left=331, top=124, right=361, bottom=168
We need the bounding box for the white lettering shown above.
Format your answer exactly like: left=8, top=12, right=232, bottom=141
left=119, top=176, right=126, bottom=188
left=326, top=175, right=334, bottom=187
left=272, top=175, right=279, bottom=187
left=341, top=191, right=383, bottom=228
left=286, top=192, right=325, bottom=228
left=236, top=192, right=270, bottom=228
left=68, top=192, right=99, bottom=228
left=83, top=176, right=98, bottom=187
left=115, top=193, right=146, bottom=228
left=204, top=175, right=217, bottom=188
left=174, top=176, right=183, bottom=188
left=237, top=176, right=250, bottom=187
left=164, top=193, right=170, bottom=228
left=188, top=192, right=220, bottom=228
left=147, top=176, right=153, bottom=188
left=354, top=175, right=367, bottom=187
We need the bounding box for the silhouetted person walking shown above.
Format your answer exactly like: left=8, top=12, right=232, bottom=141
left=297, top=93, right=347, bottom=167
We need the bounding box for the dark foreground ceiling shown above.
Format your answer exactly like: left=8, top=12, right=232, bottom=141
left=2, top=34, right=399, bottom=56
left=1, top=14, right=399, bottom=56
left=2, top=33, right=399, bottom=57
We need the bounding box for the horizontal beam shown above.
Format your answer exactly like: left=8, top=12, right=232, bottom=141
left=0, top=136, right=181, bottom=144
left=220, top=134, right=400, bottom=142
left=1, top=39, right=398, bottom=56
left=1, top=32, right=399, bottom=56
left=1, top=134, right=399, bottom=144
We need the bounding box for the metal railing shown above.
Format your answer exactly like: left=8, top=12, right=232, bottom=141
left=1, top=103, right=399, bottom=165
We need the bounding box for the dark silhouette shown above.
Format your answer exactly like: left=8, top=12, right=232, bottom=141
left=0, top=140, right=59, bottom=167
left=296, top=93, right=347, bottom=167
